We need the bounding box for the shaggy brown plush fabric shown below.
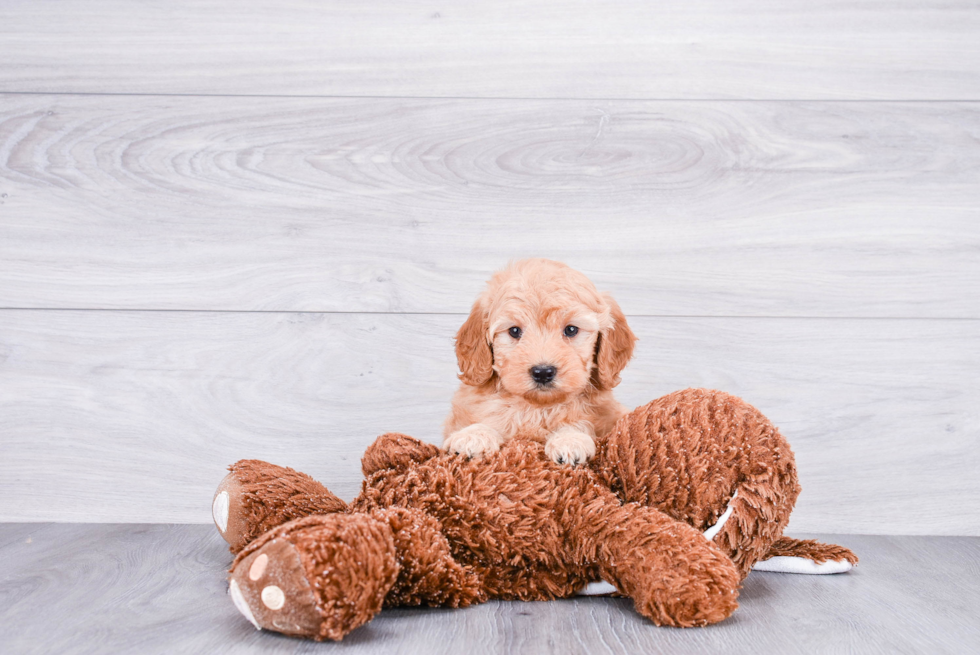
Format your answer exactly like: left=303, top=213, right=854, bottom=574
left=593, top=388, right=801, bottom=578
left=352, top=434, right=741, bottom=620
left=762, top=537, right=860, bottom=565
left=216, top=388, right=856, bottom=641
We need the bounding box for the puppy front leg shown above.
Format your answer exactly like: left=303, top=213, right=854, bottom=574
left=444, top=423, right=505, bottom=459
left=545, top=425, right=597, bottom=465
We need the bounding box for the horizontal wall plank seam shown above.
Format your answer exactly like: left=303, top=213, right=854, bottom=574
left=3, top=91, right=980, bottom=103
left=1, top=308, right=977, bottom=321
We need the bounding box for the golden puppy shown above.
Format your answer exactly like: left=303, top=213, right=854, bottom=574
left=444, top=259, right=637, bottom=465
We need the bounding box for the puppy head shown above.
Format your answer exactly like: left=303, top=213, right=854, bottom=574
left=454, top=259, right=636, bottom=404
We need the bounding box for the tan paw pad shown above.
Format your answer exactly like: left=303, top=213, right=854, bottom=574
left=261, top=585, right=285, bottom=610
left=249, top=553, right=268, bottom=580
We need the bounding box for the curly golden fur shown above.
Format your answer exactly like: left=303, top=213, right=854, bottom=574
left=444, top=259, right=637, bottom=464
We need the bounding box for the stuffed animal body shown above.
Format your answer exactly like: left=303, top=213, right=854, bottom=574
left=212, top=389, right=857, bottom=640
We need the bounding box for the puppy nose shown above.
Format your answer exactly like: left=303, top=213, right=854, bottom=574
left=530, top=365, right=557, bottom=384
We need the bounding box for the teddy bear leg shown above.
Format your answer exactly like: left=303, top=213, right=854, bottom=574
left=753, top=537, right=859, bottom=574
left=228, top=514, right=399, bottom=641
left=590, top=505, right=741, bottom=627
left=593, top=389, right=804, bottom=579
left=702, top=489, right=858, bottom=574
left=707, top=473, right=798, bottom=578
left=213, top=459, right=347, bottom=554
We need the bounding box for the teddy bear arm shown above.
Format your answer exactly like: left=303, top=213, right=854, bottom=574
left=368, top=507, right=484, bottom=608
left=588, top=503, right=741, bottom=628
left=361, top=432, right=442, bottom=478
left=213, top=459, right=347, bottom=553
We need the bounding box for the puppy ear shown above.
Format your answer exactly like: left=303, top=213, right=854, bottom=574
left=455, top=299, right=494, bottom=386
left=593, top=294, right=637, bottom=390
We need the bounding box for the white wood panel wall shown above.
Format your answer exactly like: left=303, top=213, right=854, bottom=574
left=1, top=311, right=976, bottom=534
left=2, top=1, right=979, bottom=99
left=1, top=97, right=977, bottom=316
left=0, top=1, right=977, bottom=534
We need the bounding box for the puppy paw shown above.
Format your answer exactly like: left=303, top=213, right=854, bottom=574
left=545, top=428, right=596, bottom=465
left=444, top=423, right=504, bottom=459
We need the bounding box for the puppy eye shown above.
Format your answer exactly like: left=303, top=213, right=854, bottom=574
left=563, top=325, right=579, bottom=337
left=508, top=326, right=523, bottom=339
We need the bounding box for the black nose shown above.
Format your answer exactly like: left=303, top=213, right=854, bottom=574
left=530, top=365, right=557, bottom=385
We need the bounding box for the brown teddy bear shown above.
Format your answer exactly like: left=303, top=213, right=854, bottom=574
left=212, top=388, right=857, bottom=641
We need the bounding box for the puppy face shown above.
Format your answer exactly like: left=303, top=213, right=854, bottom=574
left=488, top=290, right=599, bottom=405
left=455, top=259, right=636, bottom=405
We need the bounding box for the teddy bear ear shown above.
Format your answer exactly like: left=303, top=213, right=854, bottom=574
left=455, top=299, right=495, bottom=386
left=592, top=294, right=637, bottom=390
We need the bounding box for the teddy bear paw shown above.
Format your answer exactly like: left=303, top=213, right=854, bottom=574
left=228, top=537, right=324, bottom=638
left=228, top=514, right=399, bottom=641
left=213, top=472, right=250, bottom=551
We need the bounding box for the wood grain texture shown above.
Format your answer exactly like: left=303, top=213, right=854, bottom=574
left=1, top=1, right=979, bottom=99
left=0, top=310, right=976, bottom=534
left=1, top=95, right=978, bottom=316
left=2, top=525, right=978, bottom=654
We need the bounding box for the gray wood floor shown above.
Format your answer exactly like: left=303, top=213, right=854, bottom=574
left=1, top=524, right=977, bottom=654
